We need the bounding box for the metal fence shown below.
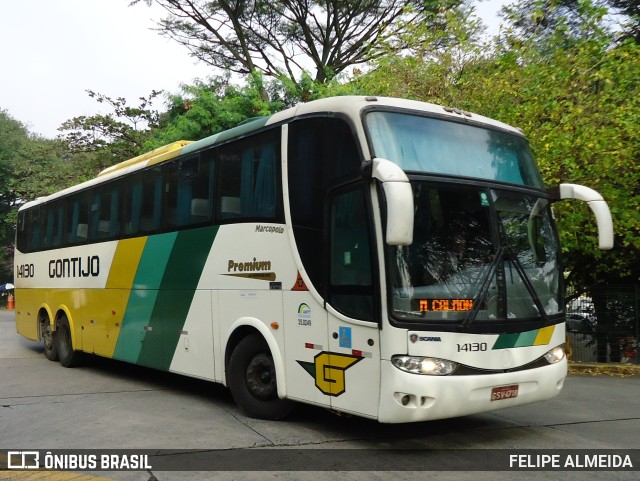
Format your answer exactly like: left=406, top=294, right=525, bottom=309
left=566, top=285, right=639, bottom=364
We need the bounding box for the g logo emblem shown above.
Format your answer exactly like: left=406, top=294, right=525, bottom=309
left=298, top=352, right=362, bottom=396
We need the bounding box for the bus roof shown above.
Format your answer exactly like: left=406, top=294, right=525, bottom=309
left=19, top=96, right=521, bottom=210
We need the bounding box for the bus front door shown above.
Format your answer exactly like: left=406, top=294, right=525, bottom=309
left=327, top=314, right=380, bottom=418
left=283, top=287, right=331, bottom=409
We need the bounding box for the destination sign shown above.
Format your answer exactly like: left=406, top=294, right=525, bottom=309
left=417, top=299, right=474, bottom=312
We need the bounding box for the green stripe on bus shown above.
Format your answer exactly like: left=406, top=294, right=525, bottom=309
left=136, top=226, right=218, bottom=370
left=514, top=329, right=538, bottom=347
left=492, top=332, right=519, bottom=349
left=133, top=232, right=178, bottom=289
left=181, top=116, right=270, bottom=155
left=492, top=328, right=544, bottom=349
left=113, top=232, right=178, bottom=363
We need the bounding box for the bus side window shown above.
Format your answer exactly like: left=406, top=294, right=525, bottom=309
left=240, top=142, right=278, bottom=218
left=27, top=207, right=43, bottom=252
left=215, top=129, right=281, bottom=223
left=16, top=211, right=28, bottom=252
left=188, top=155, right=214, bottom=224
left=124, top=169, right=162, bottom=235
left=65, top=195, right=89, bottom=245
left=90, top=186, right=121, bottom=241
left=216, top=147, right=241, bottom=221
left=43, top=203, right=64, bottom=249
left=166, top=154, right=213, bottom=228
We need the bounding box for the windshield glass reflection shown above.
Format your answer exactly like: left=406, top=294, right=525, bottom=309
left=367, top=111, right=544, bottom=188
left=389, top=183, right=561, bottom=325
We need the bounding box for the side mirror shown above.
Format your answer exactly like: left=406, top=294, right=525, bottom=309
left=549, top=183, right=614, bottom=250
left=371, top=158, right=413, bottom=245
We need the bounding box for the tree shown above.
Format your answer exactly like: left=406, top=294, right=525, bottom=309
left=58, top=90, right=163, bottom=172
left=462, top=2, right=640, bottom=289
left=499, top=0, right=598, bottom=43
left=0, top=110, right=23, bottom=282
left=0, top=111, right=93, bottom=283
left=131, top=0, right=464, bottom=84
left=464, top=1, right=639, bottom=361
left=358, top=0, right=638, bottom=360
left=608, top=0, right=640, bottom=42
left=353, top=1, right=486, bottom=104
left=144, top=73, right=287, bottom=149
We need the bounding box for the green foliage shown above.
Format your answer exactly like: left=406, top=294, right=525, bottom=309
left=59, top=90, right=163, bottom=172
left=0, top=110, right=94, bottom=282
left=0, top=110, right=26, bottom=281
left=144, top=74, right=288, bottom=149
left=459, top=12, right=640, bottom=287
left=3, top=0, right=638, bottom=299
left=608, top=0, right=640, bottom=42
left=352, top=1, right=488, bottom=104
left=358, top=0, right=639, bottom=288
left=131, top=0, right=464, bottom=84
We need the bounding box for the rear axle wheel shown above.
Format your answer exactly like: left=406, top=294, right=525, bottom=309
left=56, top=315, right=82, bottom=368
left=42, top=319, right=58, bottom=362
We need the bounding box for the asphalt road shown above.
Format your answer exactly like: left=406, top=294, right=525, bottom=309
left=0, top=309, right=638, bottom=481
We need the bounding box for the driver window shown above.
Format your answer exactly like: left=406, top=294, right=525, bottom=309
left=329, top=186, right=375, bottom=321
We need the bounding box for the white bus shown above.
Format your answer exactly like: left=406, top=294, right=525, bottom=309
left=14, top=96, right=613, bottom=422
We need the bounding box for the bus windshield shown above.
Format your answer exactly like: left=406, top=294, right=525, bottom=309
left=366, top=111, right=544, bottom=188
left=388, top=183, right=561, bottom=325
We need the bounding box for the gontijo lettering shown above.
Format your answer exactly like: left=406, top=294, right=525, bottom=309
left=49, top=256, right=100, bottom=278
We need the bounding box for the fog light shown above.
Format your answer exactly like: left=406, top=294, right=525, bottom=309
left=394, top=392, right=412, bottom=406
left=544, top=345, right=565, bottom=364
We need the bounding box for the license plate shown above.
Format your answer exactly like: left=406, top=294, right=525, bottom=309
left=491, top=384, right=519, bottom=401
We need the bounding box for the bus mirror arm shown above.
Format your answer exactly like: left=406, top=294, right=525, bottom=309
left=548, top=183, right=614, bottom=250
left=371, top=158, right=414, bottom=246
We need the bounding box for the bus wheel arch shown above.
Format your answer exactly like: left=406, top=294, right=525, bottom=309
left=38, top=307, right=58, bottom=362
left=55, top=310, right=82, bottom=368
left=225, top=324, right=292, bottom=420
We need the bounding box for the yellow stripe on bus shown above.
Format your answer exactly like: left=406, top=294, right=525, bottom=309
left=97, top=140, right=191, bottom=177
left=105, top=237, right=148, bottom=289
left=533, top=325, right=555, bottom=345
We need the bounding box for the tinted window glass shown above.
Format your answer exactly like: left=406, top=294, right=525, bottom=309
left=43, top=203, right=64, bottom=249
left=367, top=111, right=544, bottom=188
left=215, top=129, right=281, bottom=222
left=90, top=186, right=121, bottom=240
left=65, top=194, right=90, bottom=245
left=124, top=168, right=162, bottom=235
left=288, top=116, right=361, bottom=297
left=329, top=187, right=375, bottom=320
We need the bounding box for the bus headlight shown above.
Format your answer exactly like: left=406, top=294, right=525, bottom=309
left=544, top=345, right=565, bottom=364
left=391, top=355, right=458, bottom=375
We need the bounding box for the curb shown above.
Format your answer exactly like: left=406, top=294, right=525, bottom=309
left=569, top=361, right=640, bottom=376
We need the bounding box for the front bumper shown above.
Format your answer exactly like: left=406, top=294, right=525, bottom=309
left=377, top=357, right=567, bottom=423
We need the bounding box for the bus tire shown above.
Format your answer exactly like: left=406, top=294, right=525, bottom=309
left=42, top=318, right=58, bottom=362
left=228, top=334, right=292, bottom=420
left=56, top=315, right=82, bottom=368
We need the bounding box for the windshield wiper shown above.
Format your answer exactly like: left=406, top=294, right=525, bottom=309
left=460, top=246, right=505, bottom=328
left=504, top=247, right=551, bottom=324
left=460, top=241, right=552, bottom=328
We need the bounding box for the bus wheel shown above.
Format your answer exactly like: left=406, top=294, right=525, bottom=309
left=228, top=334, right=292, bottom=420
left=42, top=319, right=58, bottom=362
left=56, top=315, right=82, bottom=368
